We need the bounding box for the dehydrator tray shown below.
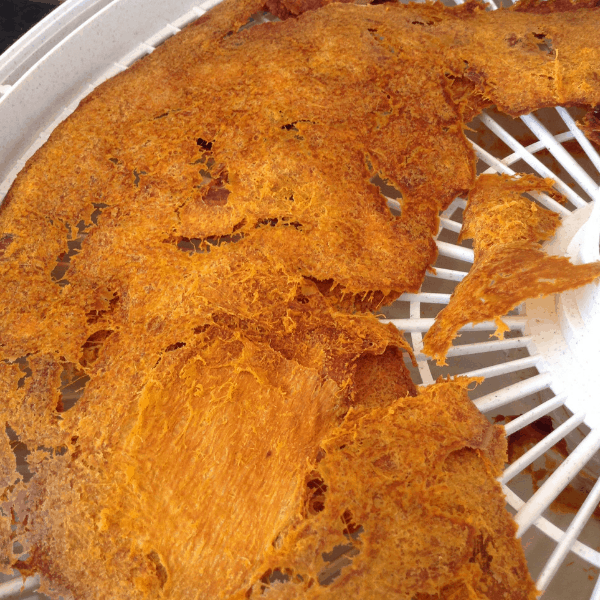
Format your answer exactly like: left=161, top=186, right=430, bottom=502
left=0, top=0, right=599, bottom=598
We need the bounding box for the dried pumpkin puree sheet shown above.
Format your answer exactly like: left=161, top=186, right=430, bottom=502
left=239, top=379, right=536, bottom=600
left=422, top=174, right=600, bottom=364
left=9, top=329, right=388, bottom=599
left=1, top=0, right=600, bottom=597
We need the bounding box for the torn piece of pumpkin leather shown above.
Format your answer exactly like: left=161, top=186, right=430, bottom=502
left=460, top=174, right=563, bottom=262
left=237, top=378, right=537, bottom=600
left=422, top=174, right=600, bottom=364
left=6, top=326, right=415, bottom=600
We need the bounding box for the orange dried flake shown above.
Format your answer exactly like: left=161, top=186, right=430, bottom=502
left=461, top=174, right=563, bottom=260
left=423, top=174, right=600, bottom=364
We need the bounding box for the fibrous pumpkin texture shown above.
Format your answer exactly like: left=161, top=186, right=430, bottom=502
left=241, top=379, right=536, bottom=600
left=1, top=0, right=600, bottom=597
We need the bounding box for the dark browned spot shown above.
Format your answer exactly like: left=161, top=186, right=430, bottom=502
left=147, top=550, right=168, bottom=588
left=165, top=341, right=186, bottom=352
left=196, top=137, right=213, bottom=151
left=204, top=186, right=230, bottom=206
left=0, top=234, right=15, bottom=257
left=80, top=330, right=114, bottom=368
